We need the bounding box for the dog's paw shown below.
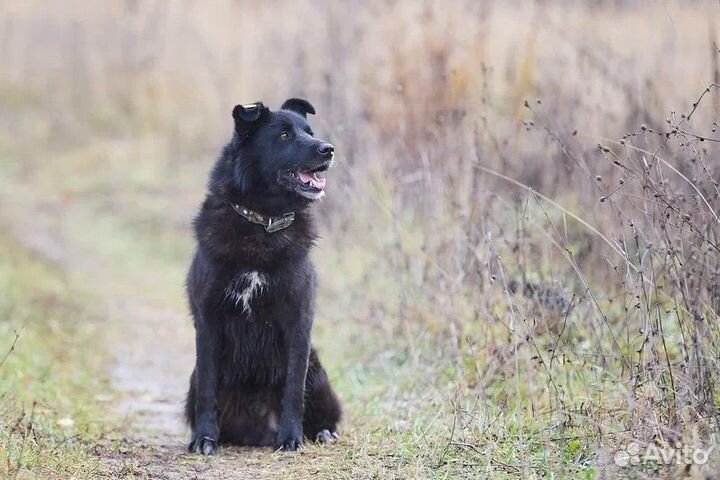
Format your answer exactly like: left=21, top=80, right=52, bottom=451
left=275, top=425, right=304, bottom=452
left=188, top=435, right=219, bottom=456
left=315, top=429, right=340, bottom=444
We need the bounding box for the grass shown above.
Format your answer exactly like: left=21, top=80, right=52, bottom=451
left=0, top=234, right=112, bottom=479
left=0, top=151, right=609, bottom=478
left=2, top=94, right=718, bottom=479
left=314, top=244, right=602, bottom=478
left=2, top=0, right=720, bottom=478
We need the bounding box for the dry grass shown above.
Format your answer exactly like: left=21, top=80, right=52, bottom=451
left=2, top=0, right=720, bottom=478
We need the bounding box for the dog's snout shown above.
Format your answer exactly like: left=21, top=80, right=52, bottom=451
left=318, top=143, right=334, bottom=157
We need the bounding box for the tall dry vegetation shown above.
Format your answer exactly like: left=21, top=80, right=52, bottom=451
left=2, top=0, right=720, bottom=474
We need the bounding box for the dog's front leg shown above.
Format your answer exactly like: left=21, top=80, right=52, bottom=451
left=188, top=314, right=220, bottom=455
left=275, top=327, right=311, bottom=451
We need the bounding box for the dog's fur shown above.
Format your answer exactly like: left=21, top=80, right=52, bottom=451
left=184, top=99, right=341, bottom=454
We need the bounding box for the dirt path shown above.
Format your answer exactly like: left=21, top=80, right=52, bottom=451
left=95, top=297, right=279, bottom=480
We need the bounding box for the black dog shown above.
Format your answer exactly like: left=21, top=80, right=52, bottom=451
left=184, top=99, right=342, bottom=455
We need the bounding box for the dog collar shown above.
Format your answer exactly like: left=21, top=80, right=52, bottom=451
left=229, top=203, right=295, bottom=233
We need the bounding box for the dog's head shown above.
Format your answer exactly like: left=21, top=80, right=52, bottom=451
left=230, top=99, right=334, bottom=202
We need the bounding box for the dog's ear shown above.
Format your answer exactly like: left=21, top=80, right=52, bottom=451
left=280, top=98, right=316, bottom=118
left=232, top=102, right=268, bottom=136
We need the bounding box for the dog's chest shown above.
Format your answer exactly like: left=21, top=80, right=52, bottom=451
left=224, top=271, right=269, bottom=314
left=219, top=270, right=285, bottom=386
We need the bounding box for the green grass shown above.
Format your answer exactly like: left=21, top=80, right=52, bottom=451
left=0, top=235, right=111, bottom=479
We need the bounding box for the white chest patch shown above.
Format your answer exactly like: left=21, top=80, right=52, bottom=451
left=224, top=271, right=269, bottom=313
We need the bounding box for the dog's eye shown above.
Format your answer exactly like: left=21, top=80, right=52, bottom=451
left=279, top=131, right=290, bottom=140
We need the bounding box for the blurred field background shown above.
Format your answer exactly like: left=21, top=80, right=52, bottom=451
left=2, top=0, right=720, bottom=478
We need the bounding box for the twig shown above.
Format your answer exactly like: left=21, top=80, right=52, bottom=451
left=682, top=83, right=720, bottom=123
left=51, top=434, right=82, bottom=453
left=0, top=328, right=23, bottom=371
left=11, top=401, right=36, bottom=480
left=449, top=442, right=521, bottom=474
left=549, top=294, right=576, bottom=370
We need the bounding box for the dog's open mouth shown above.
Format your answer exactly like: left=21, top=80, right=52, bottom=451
left=294, top=170, right=326, bottom=191
left=281, top=160, right=332, bottom=200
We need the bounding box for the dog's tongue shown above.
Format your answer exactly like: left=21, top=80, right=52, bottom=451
left=297, top=171, right=326, bottom=190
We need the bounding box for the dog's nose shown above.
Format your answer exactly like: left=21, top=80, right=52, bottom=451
left=318, top=143, right=334, bottom=157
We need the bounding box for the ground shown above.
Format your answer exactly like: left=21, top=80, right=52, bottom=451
left=0, top=206, right=351, bottom=479
left=0, top=167, right=468, bottom=479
